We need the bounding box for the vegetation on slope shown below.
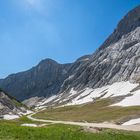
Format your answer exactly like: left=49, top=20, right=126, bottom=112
left=34, top=99, right=140, bottom=123
left=0, top=103, right=139, bottom=140
left=0, top=120, right=140, bottom=140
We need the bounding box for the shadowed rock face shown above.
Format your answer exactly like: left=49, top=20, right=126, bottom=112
left=0, top=59, right=72, bottom=101
left=0, top=6, right=140, bottom=104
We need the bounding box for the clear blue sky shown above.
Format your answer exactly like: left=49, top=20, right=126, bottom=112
left=0, top=0, right=140, bottom=78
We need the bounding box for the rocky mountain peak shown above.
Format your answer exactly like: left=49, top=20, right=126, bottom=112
left=100, top=5, right=140, bottom=50
left=0, top=58, right=72, bottom=101
left=37, top=58, right=58, bottom=67
left=59, top=5, right=140, bottom=94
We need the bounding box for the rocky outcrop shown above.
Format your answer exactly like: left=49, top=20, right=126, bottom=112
left=0, top=88, right=25, bottom=115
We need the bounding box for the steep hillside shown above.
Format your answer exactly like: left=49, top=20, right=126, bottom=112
left=0, top=59, right=72, bottom=101
left=0, top=88, right=27, bottom=118
left=0, top=55, right=91, bottom=104
left=36, top=5, right=140, bottom=108
left=60, top=5, right=140, bottom=92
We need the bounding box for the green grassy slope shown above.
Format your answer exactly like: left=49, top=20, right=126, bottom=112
left=34, top=99, right=140, bottom=123
left=0, top=121, right=140, bottom=140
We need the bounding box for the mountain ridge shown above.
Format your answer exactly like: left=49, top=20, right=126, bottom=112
left=0, top=58, right=72, bottom=101
left=100, top=5, right=140, bottom=50
left=0, top=5, right=140, bottom=107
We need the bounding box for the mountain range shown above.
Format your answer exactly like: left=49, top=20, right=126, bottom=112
left=0, top=5, right=140, bottom=108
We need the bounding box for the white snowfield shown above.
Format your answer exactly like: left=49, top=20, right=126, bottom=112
left=3, top=114, right=19, bottom=120
left=36, top=81, right=140, bottom=108
left=113, top=90, right=140, bottom=107
left=3, top=110, right=33, bottom=120
left=66, top=81, right=139, bottom=106
left=36, top=95, right=57, bottom=109
left=122, top=118, right=140, bottom=126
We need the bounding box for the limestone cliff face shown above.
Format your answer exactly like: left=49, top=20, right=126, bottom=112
left=60, top=5, right=140, bottom=93
left=100, top=5, right=140, bottom=49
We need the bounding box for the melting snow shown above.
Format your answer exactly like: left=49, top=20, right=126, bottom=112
left=37, top=95, right=57, bottom=107
left=122, top=118, right=140, bottom=125
left=3, top=114, right=19, bottom=120
left=35, top=81, right=140, bottom=108
left=69, top=88, right=77, bottom=97
left=113, top=90, right=140, bottom=107
left=66, top=81, right=139, bottom=106
left=103, top=81, right=138, bottom=98
left=21, top=124, right=38, bottom=127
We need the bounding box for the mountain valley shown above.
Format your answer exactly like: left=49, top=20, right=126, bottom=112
left=0, top=4, right=140, bottom=140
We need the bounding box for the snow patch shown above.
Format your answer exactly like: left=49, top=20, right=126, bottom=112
left=66, top=81, right=138, bottom=106
left=103, top=81, right=138, bottom=98
left=69, top=88, right=77, bottom=97
left=122, top=118, right=140, bottom=125
left=3, top=114, right=19, bottom=120
left=21, top=124, right=38, bottom=127
left=113, top=90, right=140, bottom=107
left=37, top=95, right=58, bottom=107
left=34, top=81, right=140, bottom=108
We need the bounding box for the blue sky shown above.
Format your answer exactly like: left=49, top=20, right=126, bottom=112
left=0, top=0, right=140, bottom=78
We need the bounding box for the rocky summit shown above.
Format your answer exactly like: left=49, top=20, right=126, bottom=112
left=60, top=5, right=140, bottom=92
left=0, top=59, right=72, bottom=101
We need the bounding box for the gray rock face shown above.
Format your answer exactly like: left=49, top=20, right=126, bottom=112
left=0, top=56, right=90, bottom=102
left=0, top=59, right=72, bottom=101
left=100, top=5, right=140, bottom=50
left=60, top=5, right=140, bottom=92
left=0, top=89, right=24, bottom=115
